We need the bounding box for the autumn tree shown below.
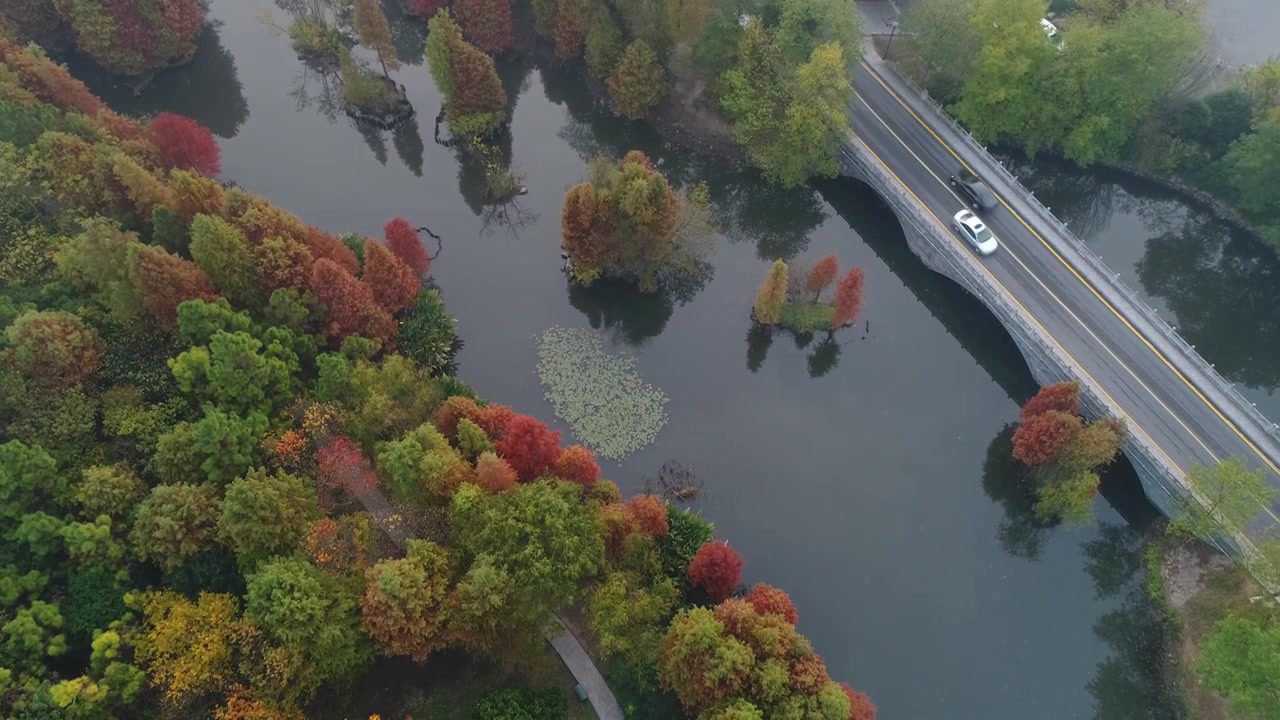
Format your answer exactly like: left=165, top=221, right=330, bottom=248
left=126, top=243, right=218, bottom=329
left=315, top=436, right=379, bottom=502
left=495, top=414, right=562, bottom=482
left=135, top=591, right=242, bottom=706
left=753, top=260, right=788, bottom=324
left=56, top=0, right=204, bottom=76
left=746, top=583, right=798, bottom=625
left=304, top=227, right=361, bottom=275
left=455, top=0, right=514, bottom=53
left=628, top=495, right=669, bottom=537
left=375, top=422, right=471, bottom=502
left=560, top=183, right=612, bottom=283
left=658, top=607, right=755, bottom=712
left=383, top=217, right=430, bottom=275
left=1019, top=381, right=1080, bottom=421
left=554, top=0, right=586, bottom=60
left=361, top=239, right=419, bottom=314
left=830, top=267, right=865, bottom=328
left=806, top=255, right=839, bottom=301
left=608, top=40, right=667, bottom=119
left=130, top=484, right=221, bottom=570
left=2, top=310, right=104, bottom=388
left=1012, top=410, right=1082, bottom=467
left=843, top=684, right=878, bottom=720
left=309, top=258, right=396, bottom=346
left=475, top=451, right=518, bottom=492
left=426, top=11, right=508, bottom=136
left=353, top=0, right=401, bottom=76
left=361, top=539, right=452, bottom=660
left=150, top=113, right=221, bottom=177
left=553, top=445, right=601, bottom=486
left=687, top=541, right=743, bottom=602
left=218, top=468, right=321, bottom=567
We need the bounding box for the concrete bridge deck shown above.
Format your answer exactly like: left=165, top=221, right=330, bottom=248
left=839, top=45, right=1280, bottom=549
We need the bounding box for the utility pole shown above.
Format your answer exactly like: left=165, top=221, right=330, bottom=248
left=884, top=18, right=900, bottom=59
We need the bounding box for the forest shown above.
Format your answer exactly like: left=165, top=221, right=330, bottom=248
left=0, top=18, right=877, bottom=720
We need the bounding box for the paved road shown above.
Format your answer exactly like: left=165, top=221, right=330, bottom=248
left=846, top=53, right=1280, bottom=520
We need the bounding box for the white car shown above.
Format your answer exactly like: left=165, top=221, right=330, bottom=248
left=952, top=210, right=999, bottom=256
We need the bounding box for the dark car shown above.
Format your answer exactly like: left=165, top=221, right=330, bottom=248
left=949, top=169, right=997, bottom=212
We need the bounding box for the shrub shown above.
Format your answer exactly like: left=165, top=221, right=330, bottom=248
left=472, top=687, right=567, bottom=720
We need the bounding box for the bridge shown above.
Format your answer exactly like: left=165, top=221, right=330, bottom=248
left=838, top=43, right=1280, bottom=557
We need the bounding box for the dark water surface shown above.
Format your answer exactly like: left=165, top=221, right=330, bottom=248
left=68, top=2, right=1192, bottom=716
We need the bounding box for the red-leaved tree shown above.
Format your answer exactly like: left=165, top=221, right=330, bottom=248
left=308, top=258, right=396, bottom=346
left=305, top=227, right=361, bottom=275
left=1019, top=381, right=1081, bottom=422
left=806, top=255, right=839, bottom=301
left=149, top=113, right=221, bottom=177
left=127, top=244, right=218, bottom=329
left=362, top=239, right=420, bottom=314
left=407, top=0, right=448, bottom=16
left=790, top=653, right=829, bottom=694
left=433, top=396, right=513, bottom=440
left=552, top=445, right=600, bottom=486
left=553, top=1, right=585, bottom=59
left=687, top=541, right=743, bottom=602
left=831, top=267, right=865, bottom=328
left=455, top=0, right=513, bottom=53
left=842, top=684, right=878, bottom=720
left=745, top=583, right=798, bottom=625
left=383, top=217, right=430, bottom=275
left=600, top=502, right=639, bottom=557
left=494, top=414, right=561, bottom=482
left=475, top=451, right=517, bottom=492
left=627, top=495, right=669, bottom=537
left=1011, top=410, right=1082, bottom=467
left=315, top=436, right=378, bottom=507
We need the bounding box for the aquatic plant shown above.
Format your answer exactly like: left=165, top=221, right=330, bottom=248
left=535, top=327, right=668, bottom=460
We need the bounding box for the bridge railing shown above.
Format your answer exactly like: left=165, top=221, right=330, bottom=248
left=871, top=59, right=1280, bottom=448
left=841, top=136, right=1261, bottom=564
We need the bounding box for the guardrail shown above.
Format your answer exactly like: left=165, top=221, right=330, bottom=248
left=873, top=60, right=1280, bottom=447
left=841, top=138, right=1258, bottom=564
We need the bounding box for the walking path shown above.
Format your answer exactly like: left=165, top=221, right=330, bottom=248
left=350, top=484, right=624, bottom=719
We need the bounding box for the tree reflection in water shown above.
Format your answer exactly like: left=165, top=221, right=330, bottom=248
left=981, top=423, right=1053, bottom=560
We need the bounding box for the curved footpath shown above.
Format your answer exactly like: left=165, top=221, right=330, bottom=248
left=349, top=485, right=624, bottom=719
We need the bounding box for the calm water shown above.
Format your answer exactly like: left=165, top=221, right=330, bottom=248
left=68, top=1, right=1188, bottom=716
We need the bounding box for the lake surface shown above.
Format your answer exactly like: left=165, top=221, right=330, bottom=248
left=66, top=1, right=1197, bottom=716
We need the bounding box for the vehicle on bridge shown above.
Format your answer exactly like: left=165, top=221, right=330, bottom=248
left=949, top=169, right=997, bottom=211
left=952, top=210, right=999, bottom=256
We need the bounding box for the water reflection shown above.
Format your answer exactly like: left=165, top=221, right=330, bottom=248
left=567, top=279, right=673, bottom=347
left=66, top=20, right=249, bottom=138
left=382, top=0, right=427, bottom=65
left=392, top=115, right=426, bottom=176
left=981, top=424, right=1052, bottom=560
left=806, top=335, right=841, bottom=378
left=289, top=64, right=345, bottom=121
left=745, top=323, right=772, bottom=372
left=996, top=151, right=1116, bottom=240
left=355, top=120, right=390, bottom=165
left=1136, top=213, right=1280, bottom=392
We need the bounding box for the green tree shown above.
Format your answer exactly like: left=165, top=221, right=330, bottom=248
left=1198, top=615, right=1280, bottom=718
left=176, top=298, right=254, bottom=347
left=1169, top=459, right=1275, bottom=540
left=585, top=12, right=625, bottom=78
left=1223, top=120, right=1280, bottom=225
left=0, top=441, right=64, bottom=524
left=588, top=571, right=680, bottom=666
left=73, top=465, right=146, bottom=522
left=952, top=0, right=1054, bottom=148
left=129, top=484, right=220, bottom=570
left=425, top=11, right=462, bottom=97
left=1044, top=4, right=1201, bottom=164
left=218, top=469, right=321, bottom=567
left=189, top=214, right=261, bottom=309
left=360, top=539, right=452, bottom=660
left=170, top=330, right=299, bottom=414
left=451, top=481, right=604, bottom=618
left=61, top=516, right=127, bottom=569
left=244, top=556, right=373, bottom=686
left=608, top=40, right=668, bottom=119
left=1, top=601, right=67, bottom=675
left=772, top=0, right=861, bottom=67
left=455, top=418, right=493, bottom=460
left=899, top=0, right=980, bottom=99
left=151, top=421, right=203, bottom=485
left=656, top=607, right=754, bottom=713
left=191, top=408, right=270, bottom=487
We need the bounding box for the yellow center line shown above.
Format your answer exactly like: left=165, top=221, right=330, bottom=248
left=858, top=61, right=1280, bottom=479
left=852, top=94, right=1221, bottom=464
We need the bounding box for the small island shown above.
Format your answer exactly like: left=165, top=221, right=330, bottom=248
left=752, top=255, right=865, bottom=333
